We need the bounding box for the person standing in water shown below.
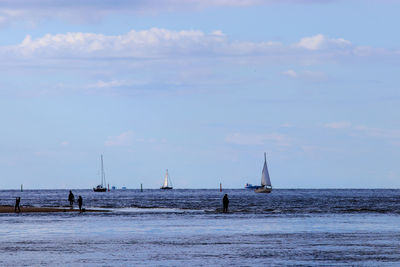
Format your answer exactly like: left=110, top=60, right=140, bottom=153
left=15, top=197, right=21, bottom=213
left=78, top=196, right=83, bottom=212
left=68, top=190, right=75, bottom=208
left=223, top=194, right=229, bottom=213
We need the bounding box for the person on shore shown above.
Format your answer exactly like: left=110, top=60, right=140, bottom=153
left=78, top=196, right=83, bottom=212
left=15, top=197, right=21, bottom=213
left=223, top=194, right=229, bottom=213
left=68, top=190, right=75, bottom=208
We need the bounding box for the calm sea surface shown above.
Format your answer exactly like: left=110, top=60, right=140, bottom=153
left=1, top=189, right=400, bottom=266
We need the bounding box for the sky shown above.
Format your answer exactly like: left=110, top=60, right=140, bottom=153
left=0, top=0, right=399, bottom=189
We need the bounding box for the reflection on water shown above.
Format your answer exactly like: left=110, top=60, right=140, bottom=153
left=1, top=189, right=400, bottom=266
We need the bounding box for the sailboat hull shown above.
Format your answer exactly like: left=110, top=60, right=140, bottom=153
left=93, top=187, right=107, bottom=192
left=255, top=187, right=272, bottom=193
left=245, top=184, right=263, bottom=189
left=160, top=187, right=173, bottom=190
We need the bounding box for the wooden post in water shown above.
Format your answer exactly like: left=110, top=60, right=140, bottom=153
left=20, top=184, right=23, bottom=192
left=220, top=182, right=222, bottom=192
left=108, top=184, right=110, bottom=192
left=140, top=183, right=143, bottom=192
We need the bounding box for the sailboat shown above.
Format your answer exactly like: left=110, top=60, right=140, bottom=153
left=255, top=152, right=272, bottom=193
left=160, top=169, right=173, bottom=190
left=93, top=155, right=107, bottom=192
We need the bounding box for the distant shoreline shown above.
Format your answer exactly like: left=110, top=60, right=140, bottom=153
left=0, top=206, right=109, bottom=213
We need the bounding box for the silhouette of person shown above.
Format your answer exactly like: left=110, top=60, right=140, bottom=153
left=78, top=196, right=83, bottom=212
left=68, top=190, right=75, bottom=208
left=223, top=194, right=229, bottom=213
left=15, top=197, right=21, bottom=213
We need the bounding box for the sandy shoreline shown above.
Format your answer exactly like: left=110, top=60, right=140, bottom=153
left=0, top=206, right=108, bottom=213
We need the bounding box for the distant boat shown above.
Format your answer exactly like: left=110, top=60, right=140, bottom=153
left=255, top=153, right=272, bottom=193
left=93, top=155, right=107, bottom=192
left=160, top=169, right=173, bottom=190
left=244, top=183, right=262, bottom=190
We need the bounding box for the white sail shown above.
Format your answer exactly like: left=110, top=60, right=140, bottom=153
left=163, top=169, right=169, bottom=187
left=261, top=153, right=272, bottom=187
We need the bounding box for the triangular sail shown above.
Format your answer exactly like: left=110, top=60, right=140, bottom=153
left=261, top=153, right=272, bottom=187
left=163, top=169, right=169, bottom=187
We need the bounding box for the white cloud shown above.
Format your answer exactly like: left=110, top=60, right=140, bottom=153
left=12, top=29, right=230, bottom=58
left=105, top=131, right=134, bottom=147
left=296, top=34, right=326, bottom=50
left=225, top=133, right=291, bottom=147
left=296, top=34, right=351, bottom=50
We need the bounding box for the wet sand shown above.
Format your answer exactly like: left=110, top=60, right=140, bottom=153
left=0, top=206, right=108, bottom=213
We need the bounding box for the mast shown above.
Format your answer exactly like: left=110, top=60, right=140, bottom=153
left=101, top=154, right=106, bottom=187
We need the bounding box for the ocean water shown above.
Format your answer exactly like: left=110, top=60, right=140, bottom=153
left=1, top=189, right=400, bottom=266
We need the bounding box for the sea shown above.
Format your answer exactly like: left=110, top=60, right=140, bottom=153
left=1, top=189, right=400, bottom=266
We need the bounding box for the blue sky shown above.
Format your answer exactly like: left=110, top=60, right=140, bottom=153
left=0, top=0, right=399, bottom=189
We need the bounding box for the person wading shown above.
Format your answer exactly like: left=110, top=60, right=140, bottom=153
left=223, top=194, right=229, bottom=213
left=68, top=190, right=75, bottom=208
left=78, top=196, right=83, bottom=212
left=15, top=197, right=21, bottom=213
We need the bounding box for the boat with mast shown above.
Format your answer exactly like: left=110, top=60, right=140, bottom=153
left=255, top=152, right=272, bottom=193
left=160, top=169, right=173, bottom=190
left=93, top=155, right=107, bottom=192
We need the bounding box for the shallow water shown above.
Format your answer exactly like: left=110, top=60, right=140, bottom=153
left=1, top=189, right=400, bottom=266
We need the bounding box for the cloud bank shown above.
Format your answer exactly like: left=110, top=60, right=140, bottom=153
left=2, top=29, right=395, bottom=66
left=1, top=29, right=397, bottom=97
